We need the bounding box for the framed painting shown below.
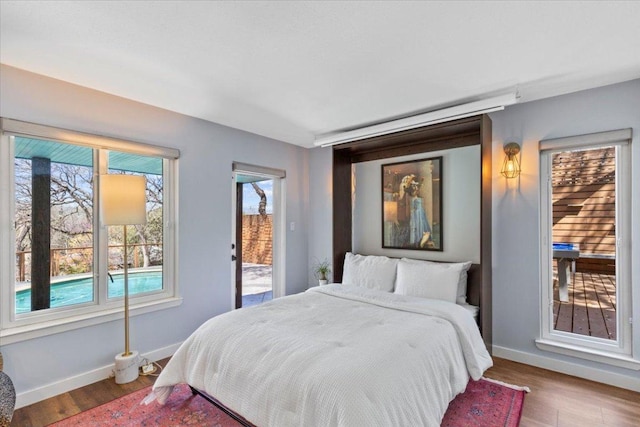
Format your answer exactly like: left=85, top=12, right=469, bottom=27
left=382, top=156, right=443, bottom=251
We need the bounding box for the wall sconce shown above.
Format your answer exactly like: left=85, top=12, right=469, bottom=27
left=500, top=142, right=521, bottom=179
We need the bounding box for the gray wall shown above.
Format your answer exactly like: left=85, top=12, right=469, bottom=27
left=0, top=65, right=310, bottom=400
left=307, top=145, right=333, bottom=284
left=490, top=79, right=639, bottom=383
left=309, top=78, right=640, bottom=387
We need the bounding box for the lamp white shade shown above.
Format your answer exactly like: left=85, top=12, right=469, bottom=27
left=100, top=175, right=147, bottom=225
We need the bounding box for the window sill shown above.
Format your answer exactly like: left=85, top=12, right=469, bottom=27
left=0, top=296, right=183, bottom=345
left=535, top=339, right=640, bottom=370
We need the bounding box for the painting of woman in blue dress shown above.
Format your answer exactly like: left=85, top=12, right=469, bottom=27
left=407, top=179, right=432, bottom=248
left=382, top=157, right=442, bottom=250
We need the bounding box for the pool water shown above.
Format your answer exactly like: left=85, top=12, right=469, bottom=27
left=16, top=271, right=162, bottom=314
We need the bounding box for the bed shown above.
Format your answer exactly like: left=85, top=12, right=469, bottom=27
left=147, top=254, right=493, bottom=426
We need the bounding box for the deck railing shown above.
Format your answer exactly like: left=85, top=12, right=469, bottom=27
left=16, top=243, right=162, bottom=282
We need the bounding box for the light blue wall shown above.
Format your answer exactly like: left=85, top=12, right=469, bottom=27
left=0, top=65, right=310, bottom=401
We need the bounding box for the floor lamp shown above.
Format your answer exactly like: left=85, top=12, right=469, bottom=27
left=100, top=174, right=147, bottom=384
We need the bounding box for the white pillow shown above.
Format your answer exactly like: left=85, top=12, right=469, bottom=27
left=459, top=303, right=480, bottom=321
left=399, top=258, right=472, bottom=304
left=342, top=252, right=398, bottom=292
left=394, top=259, right=470, bottom=303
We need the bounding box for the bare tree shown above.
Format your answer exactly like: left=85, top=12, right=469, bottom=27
left=132, top=174, right=163, bottom=267
left=14, top=160, right=165, bottom=275
left=251, top=182, right=267, bottom=219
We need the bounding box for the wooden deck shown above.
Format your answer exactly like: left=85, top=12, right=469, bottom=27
left=553, top=270, right=616, bottom=340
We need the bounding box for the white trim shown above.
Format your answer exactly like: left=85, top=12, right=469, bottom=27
left=231, top=171, right=238, bottom=310
left=0, top=133, right=14, bottom=331
left=0, top=124, right=181, bottom=337
left=538, top=137, right=633, bottom=356
left=1, top=118, right=180, bottom=159
left=272, top=177, right=286, bottom=299
left=233, top=162, right=286, bottom=179
left=539, top=128, right=632, bottom=151
left=535, top=339, right=640, bottom=370
left=14, top=341, right=183, bottom=409
left=493, top=345, right=640, bottom=392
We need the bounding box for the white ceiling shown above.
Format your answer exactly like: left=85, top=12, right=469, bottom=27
left=1, top=1, right=639, bottom=148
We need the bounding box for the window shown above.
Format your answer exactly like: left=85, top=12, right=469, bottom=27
left=0, top=119, right=180, bottom=342
left=537, top=129, right=636, bottom=369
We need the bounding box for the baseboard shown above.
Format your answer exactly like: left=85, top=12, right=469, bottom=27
left=15, top=342, right=182, bottom=409
left=493, top=345, right=640, bottom=392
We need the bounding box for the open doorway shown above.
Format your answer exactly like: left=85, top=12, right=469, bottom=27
left=232, top=162, right=285, bottom=310
left=237, top=176, right=273, bottom=308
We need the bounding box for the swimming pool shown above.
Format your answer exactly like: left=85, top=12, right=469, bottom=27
left=16, top=270, right=163, bottom=314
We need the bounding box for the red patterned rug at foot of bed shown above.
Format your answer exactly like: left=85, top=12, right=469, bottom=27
left=48, top=384, right=238, bottom=427
left=49, top=378, right=527, bottom=427
left=442, top=378, right=528, bottom=427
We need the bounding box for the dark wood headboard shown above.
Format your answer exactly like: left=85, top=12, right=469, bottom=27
left=466, top=263, right=482, bottom=308
left=330, top=115, right=493, bottom=353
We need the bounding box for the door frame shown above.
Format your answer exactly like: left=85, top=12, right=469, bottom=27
left=231, top=162, right=286, bottom=310
left=536, top=129, right=633, bottom=366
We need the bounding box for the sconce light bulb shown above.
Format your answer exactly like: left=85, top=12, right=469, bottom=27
left=506, top=160, right=515, bottom=172
left=501, top=142, right=521, bottom=179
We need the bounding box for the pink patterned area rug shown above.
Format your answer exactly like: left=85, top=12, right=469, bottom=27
left=442, top=378, right=528, bottom=427
left=49, top=378, right=526, bottom=426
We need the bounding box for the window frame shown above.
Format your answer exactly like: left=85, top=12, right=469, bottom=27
left=536, top=128, right=636, bottom=368
left=0, top=118, right=181, bottom=344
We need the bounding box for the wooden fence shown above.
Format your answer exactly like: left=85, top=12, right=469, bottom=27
left=552, top=147, right=615, bottom=274
left=242, top=214, right=273, bottom=265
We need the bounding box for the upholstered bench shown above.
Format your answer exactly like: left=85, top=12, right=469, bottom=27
left=0, top=353, right=16, bottom=427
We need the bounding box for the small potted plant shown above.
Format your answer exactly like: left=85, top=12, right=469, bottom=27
left=313, top=259, right=332, bottom=286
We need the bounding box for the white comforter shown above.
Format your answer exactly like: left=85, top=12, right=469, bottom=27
left=150, top=284, right=492, bottom=426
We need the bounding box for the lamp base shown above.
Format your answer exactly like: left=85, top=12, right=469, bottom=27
left=114, top=350, right=139, bottom=384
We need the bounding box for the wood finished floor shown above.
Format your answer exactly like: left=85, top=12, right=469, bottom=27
left=12, top=357, right=640, bottom=427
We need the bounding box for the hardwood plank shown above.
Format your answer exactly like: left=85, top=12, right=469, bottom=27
left=521, top=398, right=559, bottom=426
left=11, top=358, right=167, bottom=426
left=486, top=358, right=640, bottom=427
left=602, top=405, right=640, bottom=427
left=520, top=416, right=557, bottom=427
left=13, top=357, right=640, bottom=427
left=557, top=409, right=605, bottom=427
